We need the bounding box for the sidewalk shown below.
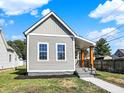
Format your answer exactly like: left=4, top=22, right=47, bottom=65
left=81, top=77, right=124, bottom=93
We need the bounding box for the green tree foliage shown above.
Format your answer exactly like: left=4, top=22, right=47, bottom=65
left=95, top=38, right=111, bottom=57
left=7, top=40, right=26, bottom=60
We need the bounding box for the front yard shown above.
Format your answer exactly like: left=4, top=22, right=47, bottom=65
left=0, top=66, right=107, bottom=93
left=97, top=71, right=124, bottom=88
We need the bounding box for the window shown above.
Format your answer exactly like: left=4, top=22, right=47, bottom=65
left=56, top=43, right=66, bottom=61
left=38, top=43, right=49, bottom=61
left=15, top=56, right=17, bottom=61
left=9, top=54, right=11, bottom=62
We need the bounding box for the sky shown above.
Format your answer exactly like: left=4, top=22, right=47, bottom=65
left=0, top=0, right=124, bottom=54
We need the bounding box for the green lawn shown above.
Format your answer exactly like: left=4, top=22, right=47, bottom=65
left=0, top=66, right=107, bottom=93
left=96, top=71, right=124, bottom=88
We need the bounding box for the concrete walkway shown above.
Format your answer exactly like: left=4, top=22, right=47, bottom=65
left=81, top=77, right=124, bottom=93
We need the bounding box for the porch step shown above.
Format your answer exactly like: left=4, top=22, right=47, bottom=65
left=76, top=72, right=94, bottom=78
left=75, top=68, right=96, bottom=78
left=79, top=74, right=94, bottom=78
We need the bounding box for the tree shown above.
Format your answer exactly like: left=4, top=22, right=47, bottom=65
left=7, top=40, right=26, bottom=60
left=95, top=38, right=111, bottom=57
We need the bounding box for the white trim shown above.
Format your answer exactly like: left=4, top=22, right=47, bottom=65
left=75, top=36, right=96, bottom=46
left=28, top=70, right=75, bottom=72
left=73, top=37, right=75, bottom=70
left=37, top=42, right=49, bottom=62
left=24, top=12, right=76, bottom=36
left=29, top=33, right=95, bottom=46
left=27, top=35, right=29, bottom=72
left=29, top=33, right=74, bottom=37
left=24, top=11, right=95, bottom=46
left=56, top=43, right=66, bottom=62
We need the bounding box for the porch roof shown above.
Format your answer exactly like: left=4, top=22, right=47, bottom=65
left=75, top=36, right=96, bottom=49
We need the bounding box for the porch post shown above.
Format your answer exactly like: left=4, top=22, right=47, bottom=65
left=81, top=49, right=85, bottom=67
left=90, top=46, right=94, bottom=68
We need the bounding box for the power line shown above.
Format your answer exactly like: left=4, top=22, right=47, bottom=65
left=104, top=29, right=124, bottom=40
left=108, top=35, right=124, bottom=42
left=84, top=3, right=124, bottom=38
left=102, top=3, right=123, bottom=19
left=92, top=25, right=124, bottom=40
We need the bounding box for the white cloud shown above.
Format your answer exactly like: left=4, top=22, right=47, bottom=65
left=0, top=0, right=50, bottom=16
left=86, top=27, right=118, bottom=41
left=41, top=8, right=51, bottom=16
left=89, top=0, right=124, bottom=24
left=31, top=10, right=38, bottom=16
left=86, top=27, right=124, bottom=53
left=110, top=39, right=124, bottom=53
left=11, top=35, right=24, bottom=40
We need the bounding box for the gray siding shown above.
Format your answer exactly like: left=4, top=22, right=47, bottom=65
left=28, top=35, right=74, bottom=71
left=30, top=15, right=73, bottom=36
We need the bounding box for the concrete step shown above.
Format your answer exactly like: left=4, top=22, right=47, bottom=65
left=78, top=71, right=96, bottom=75
left=76, top=68, right=96, bottom=74
left=77, top=70, right=94, bottom=73
left=75, top=67, right=96, bottom=78
left=78, top=73, right=94, bottom=77
left=79, top=74, right=94, bottom=78
left=76, top=68, right=93, bottom=72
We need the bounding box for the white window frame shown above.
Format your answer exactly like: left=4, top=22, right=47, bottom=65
left=56, top=43, right=66, bottom=61
left=37, top=42, right=49, bottom=61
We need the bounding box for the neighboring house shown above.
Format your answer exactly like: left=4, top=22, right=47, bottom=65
left=0, top=29, right=23, bottom=69
left=95, top=49, right=124, bottom=73
left=95, top=49, right=124, bottom=61
left=24, top=11, right=95, bottom=76
left=112, top=49, right=124, bottom=59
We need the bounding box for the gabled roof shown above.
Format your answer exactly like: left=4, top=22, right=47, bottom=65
left=24, top=11, right=77, bottom=36
left=0, top=29, right=14, bottom=52
left=114, top=49, right=124, bottom=57
left=24, top=11, right=95, bottom=47
left=118, top=49, right=124, bottom=54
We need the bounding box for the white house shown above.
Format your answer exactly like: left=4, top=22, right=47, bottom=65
left=0, top=29, right=23, bottom=69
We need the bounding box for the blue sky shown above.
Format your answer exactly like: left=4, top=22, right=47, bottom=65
left=0, top=0, right=124, bottom=54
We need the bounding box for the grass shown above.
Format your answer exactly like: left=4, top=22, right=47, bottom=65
left=0, top=66, right=107, bottom=93
left=96, top=70, right=124, bottom=88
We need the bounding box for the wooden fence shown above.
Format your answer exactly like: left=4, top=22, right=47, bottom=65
left=95, top=58, right=124, bottom=73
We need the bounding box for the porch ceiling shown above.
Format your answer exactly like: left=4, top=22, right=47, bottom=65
left=75, top=36, right=95, bottom=49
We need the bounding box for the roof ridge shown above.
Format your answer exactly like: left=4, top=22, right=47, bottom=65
left=0, top=30, right=14, bottom=52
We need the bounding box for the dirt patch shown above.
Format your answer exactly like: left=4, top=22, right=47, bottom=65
left=13, top=85, right=75, bottom=93
left=0, top=68, right=14, bottom=73
left=13, top=86, right=42, bottom=93
left=59, top=79, right=77, bottom=88
left=107, top=77, right=124, bottom=85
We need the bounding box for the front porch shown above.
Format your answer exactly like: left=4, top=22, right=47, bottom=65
left=75, top=36, right=96, bottom=77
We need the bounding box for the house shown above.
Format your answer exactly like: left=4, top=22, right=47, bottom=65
left=95, top=49, right=124, bottom=72
left=0, top=29, right=23, bottom=69
left=24, top=11, right=95, bottom=76
left=112, top=49, right=124, bottom=59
